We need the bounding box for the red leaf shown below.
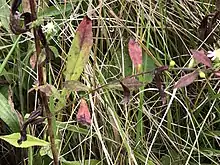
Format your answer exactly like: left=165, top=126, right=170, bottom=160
left=128, top=39, right=142, bottom=67
left=65, top=16, right=93, bottom=81
left=76, top=99, right=91, bottom=125
left=77, top=16, right=93, bottom=49
left=214, top=71, right=220, bottom=77
left=174, top=71, right=199, bottom=89
left=121, top=77, right=143, bottom=89
left=191, top=50, right=212, bottom=67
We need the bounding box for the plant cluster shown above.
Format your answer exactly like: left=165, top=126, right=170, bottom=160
left=0, top=0, right=220, bottom=165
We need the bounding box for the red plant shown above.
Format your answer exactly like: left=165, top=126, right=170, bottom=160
left=128, top=39, right=142, bottom=71
left=76, top=99, right=91, bottom=125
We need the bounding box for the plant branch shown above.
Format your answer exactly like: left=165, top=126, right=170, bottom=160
left=29, top=0, right=59, bottom=164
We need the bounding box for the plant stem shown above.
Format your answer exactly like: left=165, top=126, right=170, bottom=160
left=16, top=40, right=24, bottom=116
left=29, top=0, right=59, bottom=164
left=27, top=128, right=33, bottom=165
left=136, top=86, right=144, bottom=146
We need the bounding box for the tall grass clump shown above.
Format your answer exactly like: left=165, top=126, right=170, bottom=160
left=0, top=0, right=220, bottom=165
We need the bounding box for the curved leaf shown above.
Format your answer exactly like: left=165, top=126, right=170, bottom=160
left=64, top=80, right=90, bottom=91
left=65, top=16, right=93, bottom=81
left=174, top=71, right=198, bottom=89
left=191, top=50, right=211, bottom=67
left=0, top=92, right=20, bottom=132
left=121, top=77, right=143, bottom=89
left=0, top=133, right=49, bottom=148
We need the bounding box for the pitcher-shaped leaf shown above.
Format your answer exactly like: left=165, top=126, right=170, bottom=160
left=76, top=99, right=91, bottom=125
left=65, top=16, right=93, bottom=81
left=128, top=39, right=142, bottom=72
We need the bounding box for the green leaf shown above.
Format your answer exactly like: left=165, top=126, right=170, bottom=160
left=0, top=0, right=10, bottom=31
left=133, top=151, right=155, bottom=164
left=117, top=49, right=132, bottom=76
left=56, top=121, right=115, bottom=143
left=161, top=155, right=171, bottom=165
left=39, top=139, right=101, bottom=165
left=56, top=121, right=89, bottom=135
left=38, top=3, right=73, bottom=18
left=0, top=85, right=9, bottom=98
left=205, top=130, right=220, bottom=137
left=49, top=46, right=59, bottom=58
left=40, top=139, right=60, bottom=158
left=0, top=92, right=20, bottom=132
left=54, top=89, right=68, bottom=112
left=65, top=16, right=93, bottom=81
left=210, top=93, right=220, bottom=100
left=62, top=159, right=101, bottom=165
left=142, top=52, right=155, bottom=83
left=0, top=133, right=49, bottom=148
left=64, top=80, right=90, bottom=91
left=124, top=52, right=133, bottom=76
left=201, top=148, right=220, bottom=157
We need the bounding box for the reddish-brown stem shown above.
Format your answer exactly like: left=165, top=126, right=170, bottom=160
left=29, top=0, right=59, bottom=164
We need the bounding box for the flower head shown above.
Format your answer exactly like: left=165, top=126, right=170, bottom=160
left=169, top=60, right=176, bottom=67
left=207, top=49, right=220, bottom=61
left=42, top=22, right=56, bottom=34
left=199, top=71, right=206, bottom=78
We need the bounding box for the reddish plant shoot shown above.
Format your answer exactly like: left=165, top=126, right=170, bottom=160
left=128, top=39, right=142, bottom=72
left=76, top=16, right=93, bottom=49
left=76, top=99, right=91, bottom=125
left=65, top=16, right=93, bottom=81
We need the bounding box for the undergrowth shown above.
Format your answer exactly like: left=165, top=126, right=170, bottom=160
left=0, top=0, right=220, bottom=165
